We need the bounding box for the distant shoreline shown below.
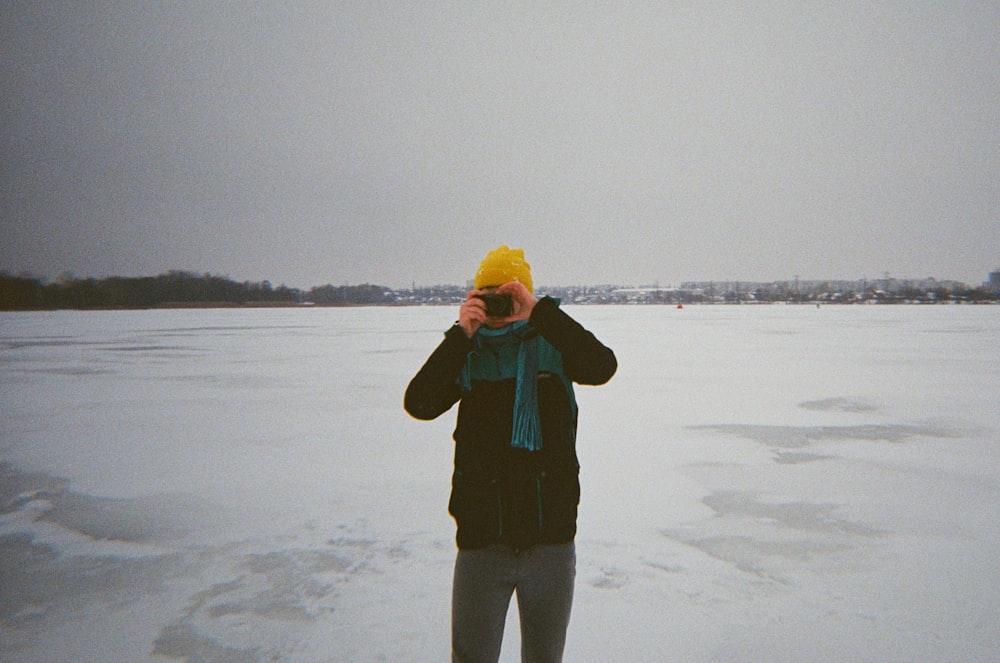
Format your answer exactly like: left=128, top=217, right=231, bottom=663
left=3, top=270, right=998, bottom=310
left=3, top=300, right=997, bottom=313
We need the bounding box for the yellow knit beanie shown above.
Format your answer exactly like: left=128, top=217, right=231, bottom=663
left=473, top=245, right=534, bottom=294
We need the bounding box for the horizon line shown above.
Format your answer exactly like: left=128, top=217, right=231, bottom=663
left=4, top=268, right=996, bottom=290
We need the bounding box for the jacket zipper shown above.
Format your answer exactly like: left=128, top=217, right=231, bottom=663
left=496, top=482, right=503, bottom=539
left=536, top=475, right=544, bottom=532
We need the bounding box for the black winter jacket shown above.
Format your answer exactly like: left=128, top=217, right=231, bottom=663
left=404, top=297, right=617, bottom=550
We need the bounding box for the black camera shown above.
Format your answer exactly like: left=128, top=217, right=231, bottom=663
left=475, top=294, right=513, bottom=317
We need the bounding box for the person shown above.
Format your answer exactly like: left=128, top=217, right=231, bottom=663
left=404, top=246, right=617, bottom=663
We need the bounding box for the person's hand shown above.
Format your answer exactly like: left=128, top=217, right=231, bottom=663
left=458, top=290, right=488, bottom=337
left=494, top=281, right=537, bottom=324
left=457, top=282, right=538, bottom=336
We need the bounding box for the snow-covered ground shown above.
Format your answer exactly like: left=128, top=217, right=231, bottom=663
left=1, top=304, right=998, bottom=662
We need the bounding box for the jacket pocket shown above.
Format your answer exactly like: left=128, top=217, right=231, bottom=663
left=449, top=471, right=503, bottom=542
left=536, top=468, right=580, bottom=541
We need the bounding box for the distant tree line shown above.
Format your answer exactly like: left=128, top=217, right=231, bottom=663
left=0, top=271, right=306, bottom=310
left=0, top=271, right=417, bottom=310
left=306, top=283, right=394, bottom=305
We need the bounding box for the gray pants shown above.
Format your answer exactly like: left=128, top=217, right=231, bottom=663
left=452, top=542, right=576, bottom=663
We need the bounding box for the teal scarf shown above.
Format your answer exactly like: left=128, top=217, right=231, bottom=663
left=458, top=320, right=576, bottom=452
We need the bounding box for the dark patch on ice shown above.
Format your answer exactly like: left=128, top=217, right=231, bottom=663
left=690, top=422, right=955, bottom=450
left=24, top=366, right=116, bottom=377
left=327, top=536, right=377, bottom=549
left=38, top=491, right=227, bottom=543
left=365, top=347, right=407, bottom=355
left=702, top=491, right=887, bottom=538
left=0, top=338, right=89, bottom=351
left=1, top=462, right=412, bottom=660
left=1, top=462, right=228, bottom=543
left=152, top=622, right=266, bottom=662
left=2, top=527, right=400, bottom=660
left=102, top=344, right=194, bottom=353
left=151, top=325, right=313, bottom=335
left=3, top=338, right=196, bottom=354
left=645, top=561, right=683, bottom=574
left=0, top=463, right=69, bottom=510
left=151, top=537, right=391, bottom=661
left=0, top=533, right=188, bottom=626
left=662, top=491, right=886, bottom=582
left=674, top=534, right=854, bottom=580
left=773, top=451, right=834, bottom=464
left=798, top=397, right=878, bottom=413
left=232, top=549, right=356, bottom=619
left=1, top=466, right=197, bottom=636
left=591, top=567, right=629, bottom=590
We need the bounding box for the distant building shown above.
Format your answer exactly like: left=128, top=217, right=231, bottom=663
left=987, top=269, right=1000, bottom=293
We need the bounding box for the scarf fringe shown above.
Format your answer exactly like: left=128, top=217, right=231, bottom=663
left=511, top=336, right=542, bottom=451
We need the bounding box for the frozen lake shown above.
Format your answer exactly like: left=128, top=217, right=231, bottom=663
left=2, top=304, right=998, bottom=662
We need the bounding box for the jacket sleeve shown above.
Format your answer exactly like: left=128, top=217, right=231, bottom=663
left=404, top=324, right=473, bottom=420
left=529, top=297, right=617, bottom=385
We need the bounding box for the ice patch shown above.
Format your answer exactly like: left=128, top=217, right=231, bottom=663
left=0, top=533, right=188, bottom=626
left=662, top=491, right=887, bottom=583
left=1, top=463, right=227, bottom=545
left=690, top=422, right=956, bottom=450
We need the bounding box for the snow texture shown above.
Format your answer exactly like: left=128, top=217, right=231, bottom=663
left=1, top=305, right=998, bottom=662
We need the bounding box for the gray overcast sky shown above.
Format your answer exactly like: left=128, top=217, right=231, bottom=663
left=2, top=2, right=998, bottom=289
